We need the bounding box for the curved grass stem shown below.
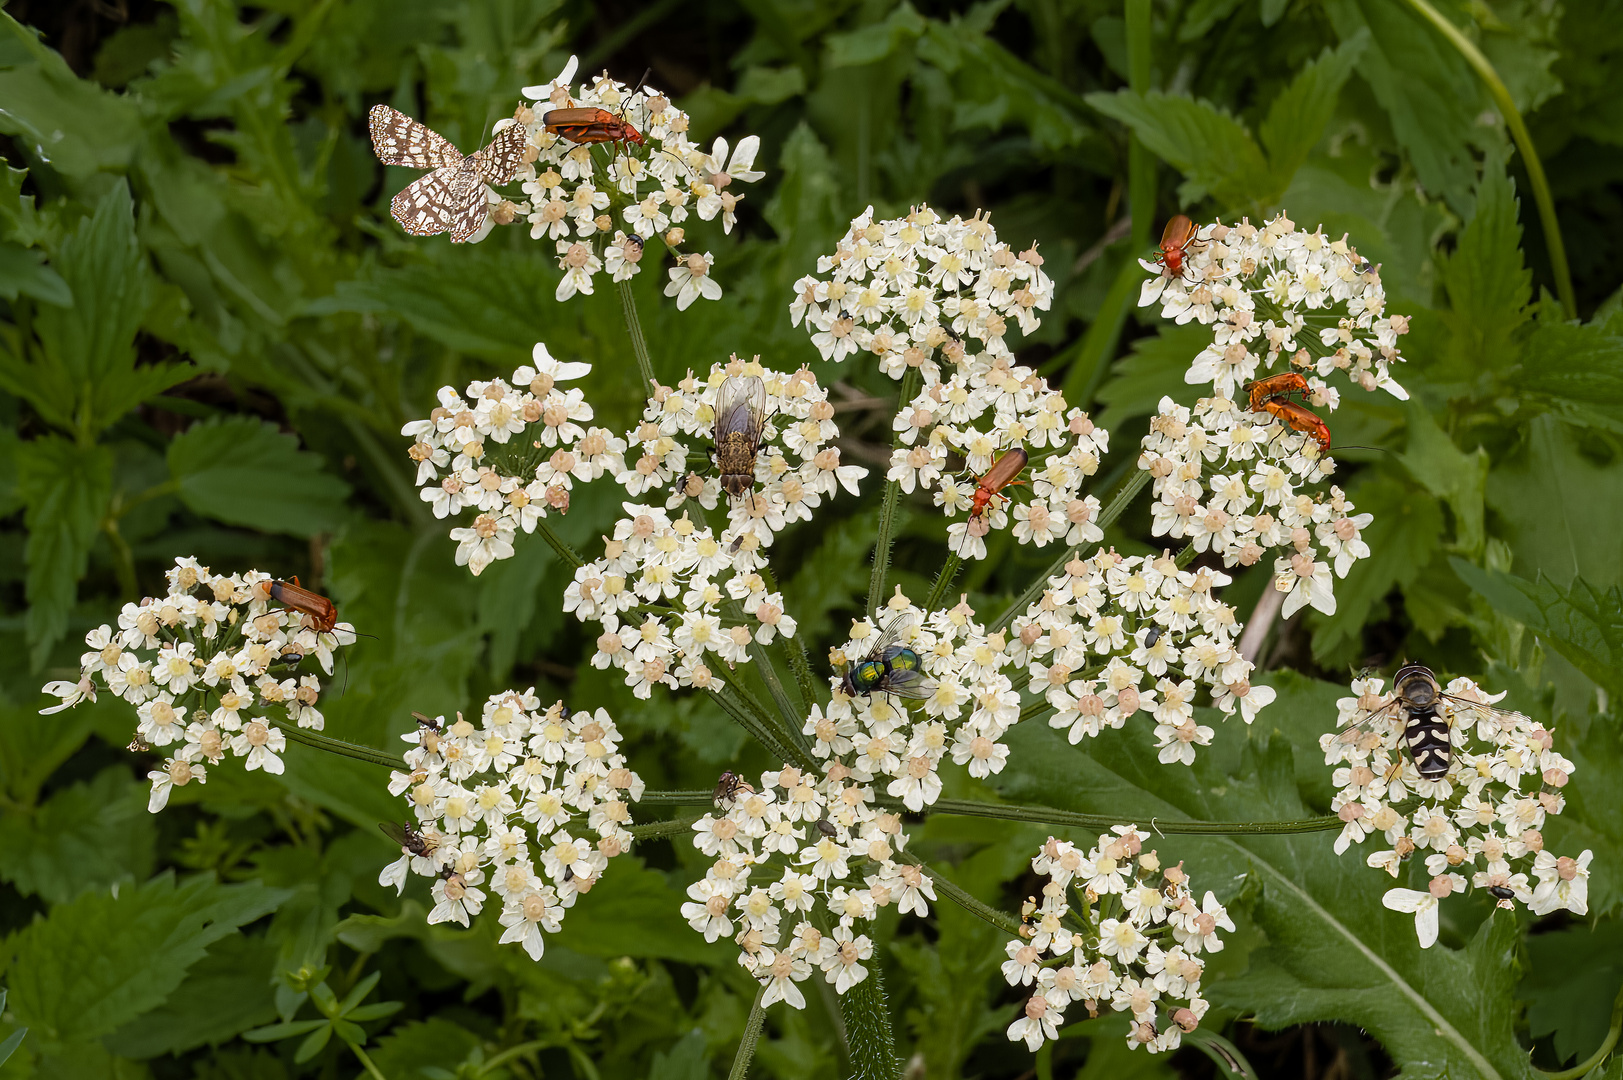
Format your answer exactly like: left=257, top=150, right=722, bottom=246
left=1398, top=0, right=1576, bottom=319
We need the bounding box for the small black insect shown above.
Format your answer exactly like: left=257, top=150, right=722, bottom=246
left=713, top=770, right=755, bottom=806
left=1487, top=885, right=1516, bottom=902
left=380, top=821, right=438, bottom=859
left=1143, top=626, right=1163, bottom=648
left=815, top=818, right=837, bottom=838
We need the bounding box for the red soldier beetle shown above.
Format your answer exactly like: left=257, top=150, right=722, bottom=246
left=1257, top=398, right=1332, bottom=452
left=1244, top=372, right=1311, bottom=413
left=269, top=577, right=339, bottom=633
left=542, top=107, right=646, bottom=147
left=957, top=447, right=1030, bottom=555
left=1154, top=215, right=1201, bottom=279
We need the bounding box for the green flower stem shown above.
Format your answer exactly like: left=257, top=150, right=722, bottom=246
left=898, top=851, right=1021, bottom=936
left=728, top=984, right=769, bottom=1080
left=1398, top=0, right=1576, bottom=319
left=348, top=1042, right=390, bottom=1080
left=637, top=789, right=716, bottom=805
left=747, top=639, right=811, bottom=756
left=534, top=519, right=586, bottom=570
left=477, top=1040, right=550, bottom=1076
left=757, top=564, right=823, bottom=708
left=629, top=815, right=702, bottom=843
left=923, top=552, right=963, bottom=614
left=707, top=685, right=816, bottom=772
left=618, top=278, right=658, bottom=390
left=990, top=466, right=1151, bottom=632
left=867, top=368, right=922, bottom=618
left=880, top=795, right=1344, bottom=836
left=838, top=960, right=900, bottom=1080
left=269, top=719, right=407, bottom=771
left=1539, top=980, right=1623, bottom=1079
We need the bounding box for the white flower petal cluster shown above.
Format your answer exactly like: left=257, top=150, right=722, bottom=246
left=1321, top=675, right=1591, bottom=948
left=381, top=693, right=644, bottom=957
left=615, top=356, right=867, bottom=541
left=887, top=357, right=1110, bottom=561
left=512, top=55, right=764, bottom=304
left=683, top=764, right=929, bottom=1008
left=1140, top=213, right=1409, bottom=401
left=790, top=204, right=1054, bottom=382
left=1140, top=394, right=1371, bottom=618
left=401, top=343, right=622, bottom=575
left=1009, top=548, right=1270, bottom=763
left=1005, top=831, right=1225, bottom=1054
left=38, top=557, right=356, bottom=813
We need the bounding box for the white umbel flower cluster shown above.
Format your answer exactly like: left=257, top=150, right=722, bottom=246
left=1140, top=213, right=1409, bottom=401
left=790, top=204, right=1054, bottom=382
left=1009, top=549, right=1272, bottom=764
left=614, top=357, right=868, bottom=547
left=515, top=56, right=764, bottom=305
left=1322, top=675, right=1591, bottom=948
left=401, top=343, right=624, bottom=575
left=381, top=693, right=645, bottom=957
left=1139, top=395, right=1371, bottom=618
left=38, top=557, right=356, bottom=812
left=1005, top=830, right=1228, bottom=1054
left=568, top=502, right=802, bottom=698
left=888, top=358, right=1110, bottom=560
left=682, top=764, right=930, bottom=1009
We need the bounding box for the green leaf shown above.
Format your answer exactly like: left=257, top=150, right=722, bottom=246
left=0, top=16, right=142, bottom=186
left=294, top=1024, right=333, bottom=1063
left=782, top=507, right=881, bottom=644
left=14, top=434, right=113, bottom=668
left=824, top=3, right=925, bottom=66
left=243, top=1019, right=327, bottom=1043
left=0, top=766, right=155, bottom=904
left=559, top=857, right=732, bottom=965
left=1083, top=90, right=1272, bottom=208
left=1486, top=415, right=1623, bottom=587
left=3, top=871, right=289, bottom=1045
left=1510, top=309, right=1623, bottom=433
left=1257, top=32, right=1369, bottom=190
left=994, top=722, right=1531, bottom=1078
left=366, top=1019, right=481, bottom=1080
left=1520, top=920, right=1623, bottom=1065
left=102, top=933, right=279, bottom=1059
left=0, top=1026, right=26, bottom=1069
left=1094, top=324, right=1213, bottom=432
left=167, top=416, right=351, bottom=537
left=1399, top=404, right=1488, bottom=554
left=1449, top=560, right=1623, bottom=700
left=648, top=1028, right=709, bottom=1080
left=1306, top=473, right=1444, bottom=666
left=0, top=163, right=50, bottom=247
left=918, top=18, right=1090, bottom=151
left=1442, top=156, right=1531, bottom=373
left=0, top=244, right=68, bottom=305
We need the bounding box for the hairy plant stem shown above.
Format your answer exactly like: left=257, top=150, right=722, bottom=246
left=534, top=519, right=585, bottom=570
left=758, top=563, right=823, bottom=708
left=268, top=719, right=407, bottom=771
left=923, top=552, right=962, bottom=613
left=990, top=466, right=1151, bottom=632
left=728, top=984, right=769, bottom=1080
left=1398, top=0, right=1576, bottom=319
left=867, top=368, right=921, bottom=618
left=707, top=685, right=816, bottom=772
left=898, top=851, right=1021, bottom=935
left=839, top=961, right=900, bottom=1080
left=618, top=278, right=658, bottom=390
left=628, top=815, right=701, bottom=843
left=633, top=789, right=1343, bottom=835
left=748, top=639, right=811, bottom=754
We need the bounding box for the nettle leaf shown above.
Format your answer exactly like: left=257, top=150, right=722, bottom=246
left=1449, top=560, right=1623, bottom=700
left=15, top=434, right=113, bottom=668
left=824, top=2, right=924, bottom=66
left=1442, top=157, right=1531, bottom=373
left=167, top=415, right=351, bottom=537
left=1487, top=415, right=1623, bottom=587
left=1400, top=404, right=1488, bottom=554
left=918, top=19, right=1090, bottom=151
left=102, top=933, right=279, bottom=1059
left=366, top=1018, right=482, bottom=1080
left=1084, top=90, right=1272, bottom=208
left=1511, top=308, right=1623, bottom=433
left=1257, top=31, right=1369, bottom=187
left=0, top=766, right=155, bottom=904
left=1306, top=472, right=1444, bottom=666
left=0, top=243, right=68, bottom=305
left=2, top=871, right=288, bottom=1045
left=993, top=721, right=1532, bottom=1078
left=1520, top=919, right=1623, bottom=1064
left=1095, top=323, right=1212, bottom=432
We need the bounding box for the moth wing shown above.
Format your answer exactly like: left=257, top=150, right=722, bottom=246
left=369, top=105, right=462, bottom=169
left=447, top=166, right=492, bottom=244
left=471, top=120, right=533, bottom=186
left=390, top=169, right=459, bottom=236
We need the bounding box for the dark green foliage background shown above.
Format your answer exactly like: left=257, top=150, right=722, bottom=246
left=0, top=0, right=1620, bottom=1076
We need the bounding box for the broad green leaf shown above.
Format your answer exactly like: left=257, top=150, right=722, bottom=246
left=558, top=857, right=732, bottom=965
left=918, top=19, right=1090, bottom=151
left=14, top=435, right=112, bottom=668
left=1511, top=308, right=1623, bottom=433
left=0, top=16, right=142, bottom=185
left=0, top=244, right=68, bottom=305
left=1321, top=0, right=1487, bottom=212
left=167, top=416, right=351, bottom=538
left=1520, top=920, right=1623, bottom=1065
left=1486, top=415, right=1623, bottom=588
left=1094, top=324, right=1212, bottom=432
left=366, top=1018, right=482, bottom=1080
left=0, top=163, right=49, bottom=247
left=994, top=721, right=1532, bottom=1078
left=783, top=507, right=881, bottom=644
left=1306, top=473, right=1444, bottom=666
left=254, top=832, right=382, bottom=979
left=101, top=933, right=278, bottom=1059
left=2, top=871, right=288, bottom=1045
left=825, top=3, right=924, bottom=66
left=1400, top=403, right=1488, bottom=554
left=1449, top=560, right=1623, bottom=700
left=1442, top=157, right=1531, bottom=373
left=1084, top=90, right=1272, bottom=208
left=0, top=767, right=154, bottom=904
left=1257, top=32, right=1369, bottom=187
left=647, top=1028, right=709, bottom=1080
left=0, top=427, right=17, bottom=520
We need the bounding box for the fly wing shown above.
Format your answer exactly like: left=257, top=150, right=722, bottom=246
left=378, top=822, right=411, bottom=846
left=882, top=669, right=936, bottom=700
left=714, top=376, right=767, bottom=443
left=470, top=120, right=533, bottom=186
left=369, top=105, right=462, bottom=169
left=1330, top=697, right=1405, bottom=741
left=1436, top=693, right=1529, bottom=726
left=865, top=613, right=919, bottom=661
